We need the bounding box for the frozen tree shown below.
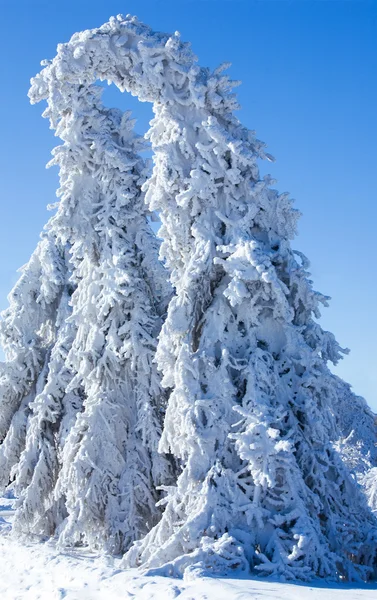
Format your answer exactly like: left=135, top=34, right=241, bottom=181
left=27, top=12, right=377, bottom=581
left=128, top=101, right=377, bottom=580
left=0, top=72, right=171, bottom=551
left=331, top=376, right=377, bottom=483
left=2, top=12, right=376, bottom=580
left=46, top=89, right=172, bottom=553
left=364, top=468, right=377, bottom=514
left=11, top=286, right=81, bottom=537
left=329, top=376, right=377, bottom=514
left=48, top=16, right=375, bottom=581
left=0, top=225, right=69, bottom=493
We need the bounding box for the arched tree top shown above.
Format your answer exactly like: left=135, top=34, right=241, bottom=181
left=29, top=14, right=238, bottom=112
left=29, top=13, right=277, bottom=287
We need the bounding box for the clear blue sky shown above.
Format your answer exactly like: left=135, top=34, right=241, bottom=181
left=0, top=0, right=376, bottom=410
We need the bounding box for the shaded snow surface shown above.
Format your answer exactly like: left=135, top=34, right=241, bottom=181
left=1, top=496, right=376, bottom=600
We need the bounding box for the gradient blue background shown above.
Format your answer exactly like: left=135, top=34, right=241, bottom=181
left=0, top=0, right=376, bottom=410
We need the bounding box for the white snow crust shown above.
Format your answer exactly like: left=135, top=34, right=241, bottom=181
left=0, top=498, right=376, bottom=600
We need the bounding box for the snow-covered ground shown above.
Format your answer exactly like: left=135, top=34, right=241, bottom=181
left=1, top=496, right=376, bottom=600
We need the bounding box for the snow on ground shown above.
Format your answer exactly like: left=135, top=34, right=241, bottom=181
left=1, top=496, right=376, bottom=600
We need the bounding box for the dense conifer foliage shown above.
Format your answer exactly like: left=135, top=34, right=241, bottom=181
left=0, top=14, right=376, bottom=581
left=0, top=76, right=171, bottom=552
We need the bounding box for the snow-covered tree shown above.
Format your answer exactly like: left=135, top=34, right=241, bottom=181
left=364, top=468, right=377, bottom=514
left=127, top=97, right=377, bottom=580
left=328, top=376, right=377, bottom=515
left=11, top=285, right=81, bottom=537
left=331, top=376, right=377, bottom=482
left=46, top=89, right=172, bottom=553
left=0, top=223, right=69, bottom=493
left=0, top=72, right=171, bottom=551
left=66, top=18, right=377, bottom=580
left=2, top=12, right=376, bottom=580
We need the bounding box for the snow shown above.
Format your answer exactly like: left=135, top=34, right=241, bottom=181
left=0, top=497, right=376, bottom=600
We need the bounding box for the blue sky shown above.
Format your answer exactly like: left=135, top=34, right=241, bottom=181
left=0, top=0, right=376, bottom=410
